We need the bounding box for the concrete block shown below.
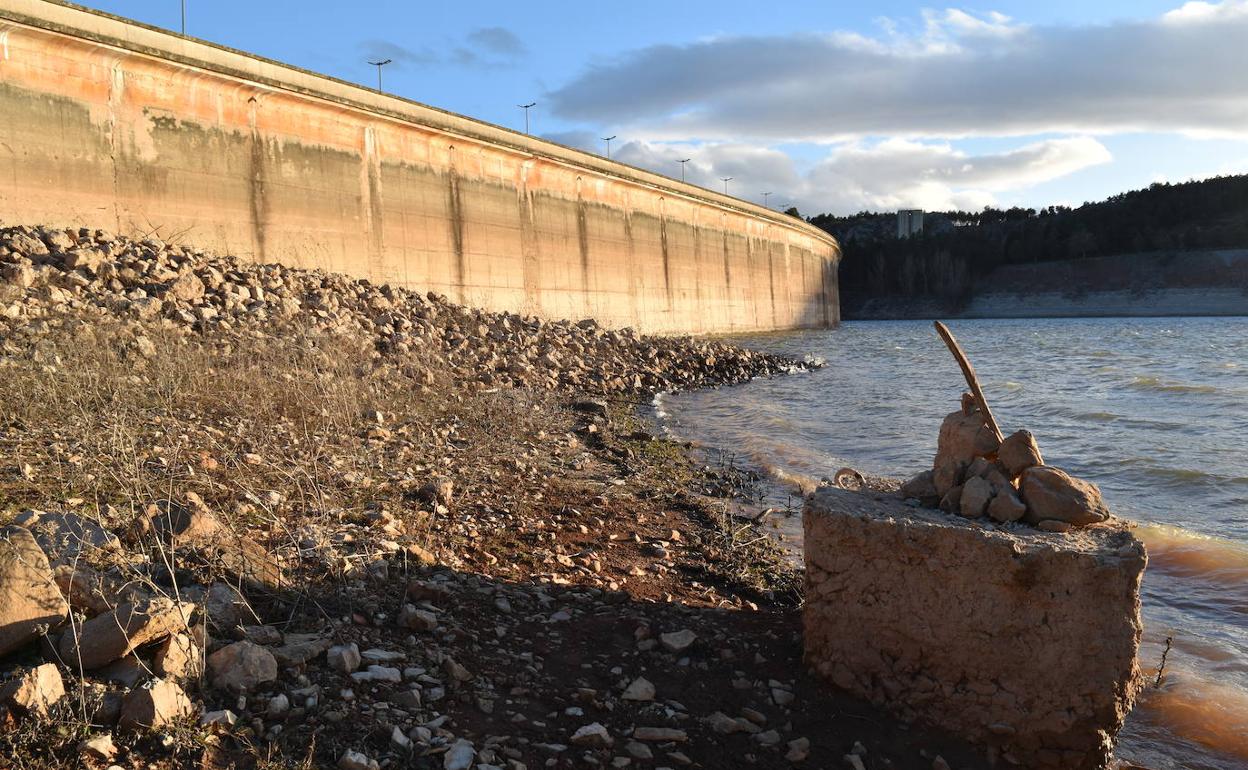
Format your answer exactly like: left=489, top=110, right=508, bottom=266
left=803, top=486, right=1145, bottom=770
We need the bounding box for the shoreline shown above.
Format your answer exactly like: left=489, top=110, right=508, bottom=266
left=845, top=287, right=1248, bottom=321
left=0, top=223, right=987, bottom=770
left=652, top=322, right=1248, bottom=770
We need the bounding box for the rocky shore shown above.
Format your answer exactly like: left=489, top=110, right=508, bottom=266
left=0, top=224, right=985, bottom=770
left=0, top=225, right=803, bottom=395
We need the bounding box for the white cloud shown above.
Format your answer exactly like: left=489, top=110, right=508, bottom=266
left=802, top=137, right=1112, bottom=212
left=547, top=2, right=1248, bottom=142
left=543, top=133, right=1112, bottom=215
left=1162, top=0, right=1248, bottom=23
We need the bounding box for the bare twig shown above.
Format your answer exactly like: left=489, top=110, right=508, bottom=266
left=934, top=321, right=1005, bottom=443
left=1154, top=635, right=1174, bottom=688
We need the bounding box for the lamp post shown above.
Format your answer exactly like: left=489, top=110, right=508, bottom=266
left=677, top=158, right=691, bottom=182
left=602, top=135, right=616, bottom=160
left=721, top=177, right=733, bottom=194
left=367, top=59, right=393, bottom=91
left=762, top=192, right=772, bottom=207
left=180, top=0, right=186, bottom=34
left=518, top=102, right=536, bottom=135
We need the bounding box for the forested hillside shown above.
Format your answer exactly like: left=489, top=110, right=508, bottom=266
left=810, top=175, right=1248, bottom=312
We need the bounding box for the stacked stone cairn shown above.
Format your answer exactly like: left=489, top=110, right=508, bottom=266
left=899, top=393, right=1112, bottom=531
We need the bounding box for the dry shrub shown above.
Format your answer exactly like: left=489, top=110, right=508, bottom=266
left=0, top=314, right=553, bottom=545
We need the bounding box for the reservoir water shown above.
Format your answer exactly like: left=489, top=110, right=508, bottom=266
left=657, top=317, right=1248, bottom=770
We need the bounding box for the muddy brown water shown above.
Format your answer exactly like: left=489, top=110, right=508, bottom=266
left=657, top=317, right=1248, bottom=770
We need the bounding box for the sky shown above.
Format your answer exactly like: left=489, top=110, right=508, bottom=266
left=75, top=0, right=1248, bottom=216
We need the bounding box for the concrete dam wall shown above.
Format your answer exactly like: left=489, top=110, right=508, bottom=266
left=0, top=0, right=840, bottom=334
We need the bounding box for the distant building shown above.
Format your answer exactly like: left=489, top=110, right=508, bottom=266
left=897, top=209, right=925, bottom=238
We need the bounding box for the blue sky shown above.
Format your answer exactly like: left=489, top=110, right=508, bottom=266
left=78, top=0, right=1248, bottom=215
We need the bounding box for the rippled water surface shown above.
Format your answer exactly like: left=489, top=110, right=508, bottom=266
left=659, top=318, right=1248, bottom=770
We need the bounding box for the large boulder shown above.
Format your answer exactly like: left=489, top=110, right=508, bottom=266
left=0, top=663, right=66, bottom=718
left=58, top=597, right=195, bottom=670
left=1021, top=466, right=1111, bottom=526
left=0, top=526, right=69, bottom=657
left=934, top=409, right=1000, bottom=469
left=13, top=510, right=121, bottom=564
left=998, top=430, right=1044, bottom=479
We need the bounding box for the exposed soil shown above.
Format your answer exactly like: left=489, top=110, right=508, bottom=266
left=0, top=223, right=989, bottom=770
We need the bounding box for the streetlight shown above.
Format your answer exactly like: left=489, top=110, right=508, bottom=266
left=762, top=192, right=772, bottom=207
left=677, top=158, right=691, bottom=182
left=518, top=102, right=536, bottom=135
left=367, top=59, right=393, bottom=91
left=602, top=135, right=617, bottom=160
left=180, top=0, right=186, bottom=34
left=721, top=177, right=733, bottom=194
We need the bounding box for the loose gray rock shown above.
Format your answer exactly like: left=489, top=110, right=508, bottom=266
left=786, top=737, right=811, bottom=762
left=266, top=693, right=290, bottom=719
left=621, top=676, right=656, bottom=701
left=13, top=509, right=121, bottom=563
left=633, top=727, right=687, bottom=742
left=659, top=629, right=697, bottom=653
left=338, top=749, right=379, bottom=770
left=899, top=470, right=939, bottom=506
left=79, top=733, right=118, bottom=760
left=207, top=640, right=278, bottom=692
left=327, top=643, right=362, bottom=673
left=153, top=631, right=202, bottom=678
left=932, top=460, right=966, bottom=498
left=398, top=604, right=438, bottom=631
left=442, top=739, right=476, bottom=770
left=570, top=722, right=613, bottom=748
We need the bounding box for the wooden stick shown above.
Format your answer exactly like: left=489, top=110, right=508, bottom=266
left=934, top=321, right=1005, bottom=443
